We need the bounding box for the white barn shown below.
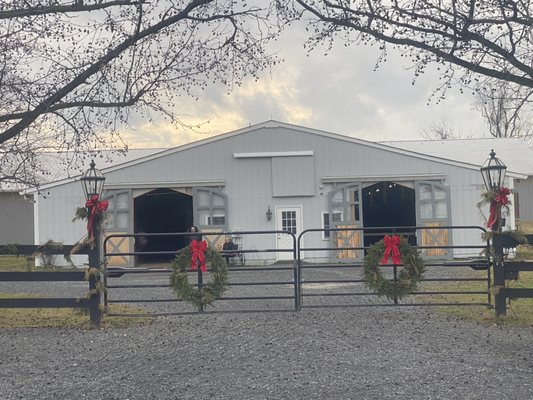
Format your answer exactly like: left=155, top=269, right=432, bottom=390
left=382, top=138, right=533, bottom=224
left=27, top=121, right=525, bottom=266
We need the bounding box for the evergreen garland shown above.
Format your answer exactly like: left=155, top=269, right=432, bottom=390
left=170, top=245, right=229, bottom=309
left=72, top=205, right=108, bottom=248
left=363, top=237, right=425, bottom=301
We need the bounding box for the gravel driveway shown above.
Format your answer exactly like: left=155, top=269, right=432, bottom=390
left=1, top=266, right=532, bottom=399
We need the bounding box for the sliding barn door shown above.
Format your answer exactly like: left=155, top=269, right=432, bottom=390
left=415, top=182, right=452, bottom=259
left=328, top=183, right=363, bottom=261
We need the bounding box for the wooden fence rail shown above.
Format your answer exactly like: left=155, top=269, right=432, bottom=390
left=0, top=244, right=102, bottom=326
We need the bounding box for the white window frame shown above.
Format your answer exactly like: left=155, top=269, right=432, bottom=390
left=205, top=214, right=226, bottom=226
left=322, top=211, right=343, bottom=240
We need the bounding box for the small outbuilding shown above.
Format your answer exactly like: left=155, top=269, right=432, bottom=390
left=27, top=121, right=526, bottom=266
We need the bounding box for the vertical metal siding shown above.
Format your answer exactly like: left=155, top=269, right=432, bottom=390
left=37, top=181, right=88, bottom=266
left=516, top=178, right=533, bottom=221
left=0, top=193, right=34, bottom=244
left=37, top=125, right=502, bottom=262
left=272, top=156, right=315, bottom=197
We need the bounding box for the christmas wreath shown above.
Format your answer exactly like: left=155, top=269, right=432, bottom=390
left=363, top=235, right=425, bottom=301
left=170, top=240, right=229, bottom=309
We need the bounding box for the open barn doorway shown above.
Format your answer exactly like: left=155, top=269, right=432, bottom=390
left=134, top=188, right=193, bottom=264
left=362, top=181, right=416, bottom=247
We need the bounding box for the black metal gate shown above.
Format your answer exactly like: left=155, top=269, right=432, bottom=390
left=297, top=225, right=491, bottom=309
left=102, top=226, right=491, bottom=317
left=103, top=230, right=299, bottom=316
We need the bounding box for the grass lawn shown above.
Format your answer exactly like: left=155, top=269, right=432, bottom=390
left=0, top=255, right=81, bottom=272
left=0, top=256, right=152, bottom=328
left=419, top=267, right=533, bottom=327
left=0, top=255, right=36, bottom=271
left=0, top=294, right=153, bottom=329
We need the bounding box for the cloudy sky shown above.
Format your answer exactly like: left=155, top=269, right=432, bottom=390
left=121, top=20, right=489, bottom=148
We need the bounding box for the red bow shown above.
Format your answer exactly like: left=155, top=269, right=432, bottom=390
left=487, top=187, right=510, bottom=230
left=190, top=239, right=208, bottom=272
left=495, top=187, right=510, bottom=206
left=380, top=235, right=401, bottom=265
left=85, top=195, right=109, bottom=241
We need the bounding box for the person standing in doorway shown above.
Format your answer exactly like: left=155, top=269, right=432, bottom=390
left=187, top=225, right=202, bottom=243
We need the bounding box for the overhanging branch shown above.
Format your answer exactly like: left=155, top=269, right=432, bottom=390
left=0, top=0, right=146, bottom=19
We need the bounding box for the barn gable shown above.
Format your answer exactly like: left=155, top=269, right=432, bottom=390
left=31, top=121, right=521, bottom=265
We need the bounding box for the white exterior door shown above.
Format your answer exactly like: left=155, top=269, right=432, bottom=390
left=275, top=206, right=302, bottom=261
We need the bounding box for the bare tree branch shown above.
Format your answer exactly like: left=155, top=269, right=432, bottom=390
left=0, top=0, right=145, bottom=19
left=0, top=0, right=280, bottom=186
left=278, top=1, right=533, bottom=93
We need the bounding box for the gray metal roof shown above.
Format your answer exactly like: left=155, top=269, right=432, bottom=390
left=1, top=148, right=164, bottom=192
left=381, top=138, right=533, bottom=175
left=11, top=122, right=532, bottom=193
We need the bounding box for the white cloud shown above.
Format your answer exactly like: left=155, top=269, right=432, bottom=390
left=122, top=21, right=489, bottom=147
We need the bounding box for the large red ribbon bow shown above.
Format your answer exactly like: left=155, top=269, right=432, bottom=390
left=380, top=235, right=402, bottom=265
left=85, top=194, right=109, bottom=241
left=487, top=187, right=510, bottom=230
left=190, top=239, right=208, bottom=272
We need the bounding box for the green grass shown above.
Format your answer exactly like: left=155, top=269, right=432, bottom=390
left=419, top=269, right=533, bottom=327
left=0, top=256, right=153, bottom=328
left=516, top=245, right=533, bottom=260
left=0, top=294, right=153, bottom=329
left=517, top=220, right=533, bottom=234
left=0, top=255, right=79, bottom=272
left=0, top=255, right=35, bottom=271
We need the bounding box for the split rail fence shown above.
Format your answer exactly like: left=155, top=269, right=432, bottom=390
left=0, top=244, right=102, bottom=325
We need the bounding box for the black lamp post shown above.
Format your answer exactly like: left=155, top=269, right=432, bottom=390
left=480, top=150, right=508, bottom=233
left=80, top=160, right=105, bottom=326
left=480, top=150, right=507, bottom=316
left=480, top=149, right=507, bottom=193
left=80, top=160, right=106, bottom=200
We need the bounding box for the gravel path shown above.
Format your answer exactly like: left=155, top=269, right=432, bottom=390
left=1, top=308, right=532, bottom=400
left=1, top=266, right=532, bottom=399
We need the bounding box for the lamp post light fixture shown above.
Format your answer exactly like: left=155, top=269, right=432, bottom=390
left=80, top=160, right=106, bottom=200
left=480, top=150, right=508, bottom=317
left=480, top=149, right=507, bottom=192
left=266, top=206, right=272, bottom=221
left=80, top=160, right=106, bottom=327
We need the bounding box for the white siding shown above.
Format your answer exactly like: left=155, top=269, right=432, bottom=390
left=272, top=156, right=315, bottom=197
left=36, top=123, right=502, bottom=262
left=0, top=193, right=34, bottom=244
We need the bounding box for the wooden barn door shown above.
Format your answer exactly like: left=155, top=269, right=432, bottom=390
left=102, top=189, right=133, bottom=267
left=193, top=187, right=228, bottom=250
left=328, top=183, right=363, bottom=261
left=415, top=181, right=452, bottom=259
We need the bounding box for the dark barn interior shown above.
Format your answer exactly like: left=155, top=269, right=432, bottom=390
left=134, top=188, right=193, bottom=263
left=362, top=181, right=416, bottom=247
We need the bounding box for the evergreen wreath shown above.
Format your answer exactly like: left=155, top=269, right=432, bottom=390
left=363, top=236, right=425, bottom=301
left=170, top=243, right=229, bottom=309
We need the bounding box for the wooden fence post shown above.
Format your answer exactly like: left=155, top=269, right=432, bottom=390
left=87, top=226, right=102, bottom=326
left=492, top=233, right=506, bottom=316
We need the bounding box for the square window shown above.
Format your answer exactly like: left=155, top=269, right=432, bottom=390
left=322, top=211, right=343, bottom=239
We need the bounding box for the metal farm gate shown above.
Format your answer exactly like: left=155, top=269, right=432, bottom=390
left=102, top=226, right=491, bottom=317
left=103, top=231, right=299, bottom=316
left=297, top=225, right=491, bottom=309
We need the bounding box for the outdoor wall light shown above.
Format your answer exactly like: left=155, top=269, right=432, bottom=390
left=80, top=160, right=106, bottom=200
left=266, top=206, right=272, bottom=221
left=480, top=149, right=507, bottom=191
